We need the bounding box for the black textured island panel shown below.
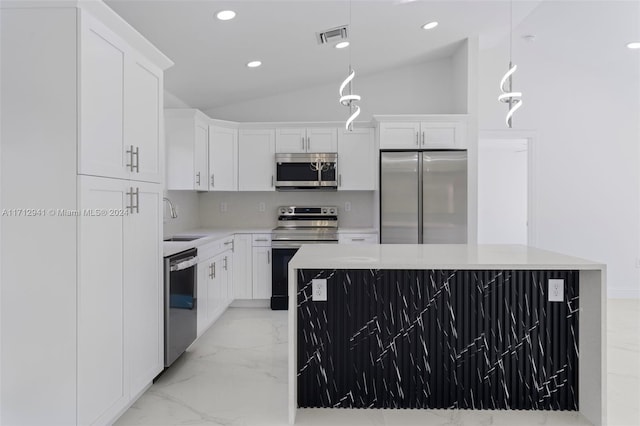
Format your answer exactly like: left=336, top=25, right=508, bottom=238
left=297, top=269, right=579, bottom=411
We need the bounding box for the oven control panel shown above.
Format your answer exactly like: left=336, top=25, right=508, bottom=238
left=278, top=206, right=337, bottom=216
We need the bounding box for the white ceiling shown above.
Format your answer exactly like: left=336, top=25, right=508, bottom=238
left=105, top=0, right=639, bottom=111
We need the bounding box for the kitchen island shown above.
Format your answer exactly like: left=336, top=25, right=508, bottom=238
left=288, top=244, right=606, bottom=425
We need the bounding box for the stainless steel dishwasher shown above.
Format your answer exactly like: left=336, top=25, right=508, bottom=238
left=164, top=248, right=198, bottom=367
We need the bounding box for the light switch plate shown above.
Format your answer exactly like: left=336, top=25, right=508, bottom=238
left=548, top=279, right=564, bottom=302
left=312, top=279, right=327, bottom=301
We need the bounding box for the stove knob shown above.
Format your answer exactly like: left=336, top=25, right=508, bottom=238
left=322, top=208, right=327, bottom=214
left=280, top=208, right=285, bottom=214
left=288, top=208, right=293, bottom=214
left=330, top=208, right=336, bottom=214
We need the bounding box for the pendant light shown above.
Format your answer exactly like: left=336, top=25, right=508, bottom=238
left=338, top=0, right=361, bottom=131
left=498, top=0, right=523, bottom=128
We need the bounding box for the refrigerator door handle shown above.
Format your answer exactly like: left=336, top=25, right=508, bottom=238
left=417, top=152, right=424, bottom=243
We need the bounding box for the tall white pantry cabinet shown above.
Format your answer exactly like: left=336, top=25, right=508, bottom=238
left=0, top=2, right=173, bottom=425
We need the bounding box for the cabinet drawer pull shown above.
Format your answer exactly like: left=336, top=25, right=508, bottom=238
left=301, top=137, right=305, bottom=150
left=134, top=187, right=140, bottom=213
left=133, top=146, right=139, bottom=173
left=196, top=172, right=201, bottom=185
left=212, top=262, right=216, bottom=278
left=352, top=238, right=365, bottom=241
left=254, top=238, right=269, bottom=242
left=421, top=131, right=425, bottom=145
left=211, top=174, right=215, bottom=187
left=267, top=250, right=270, bottom=264
left=223, top=256, right=228, bottom=270
left=416, top=132, right=419, bottom=146
left=209, top=263, right=214, bottom=279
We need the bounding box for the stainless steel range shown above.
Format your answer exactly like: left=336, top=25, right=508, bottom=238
left=271, top=206, right=338, bottom=310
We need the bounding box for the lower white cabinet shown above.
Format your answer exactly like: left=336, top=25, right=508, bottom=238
left=196, top=237, right=234, bottom=336
left=232, top=233, right=271, bottom=300
left=252, top=246, right=272, bottom=299
left=78, top=176, right=162, bottom=426
left=338, top=232, right=379, bottom=244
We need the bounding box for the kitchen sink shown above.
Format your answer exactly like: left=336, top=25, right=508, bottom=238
left=163, top=236, right=203, bottom=242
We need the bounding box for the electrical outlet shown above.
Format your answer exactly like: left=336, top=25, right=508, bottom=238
left=259, top=202, right=266, bottom=212
left=312, top=279, right=327, bottom=301
left=220, top=202, right=228, bottom=213
left=344, top=201, right=352, bottom=212
left=548, top=279, right=564, bottom=302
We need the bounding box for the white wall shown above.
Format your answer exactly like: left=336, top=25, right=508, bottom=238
left=204, top=58, right=456, bottom=122
left=199, top=191, right=375, bottom=229
left=451, top=40, right=469, bottom=114
left=478, top=1, right=640, bottom=298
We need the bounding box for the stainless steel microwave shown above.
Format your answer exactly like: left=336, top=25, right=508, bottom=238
left=275, top=153, right=338, bottom=190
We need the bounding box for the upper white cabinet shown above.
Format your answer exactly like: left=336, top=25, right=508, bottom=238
left=238, top=129, right=276, bottom=191
left=337, top=127, right=376, bottom=190
left=276, top=127, right=337, bottom=153
left=209, top=124, right=238, bottom=191
left=378, top=116, right=467, bottom=149
left=79, top=13, right=163, bottom=183
left=165, top=109, right=210, bottom=191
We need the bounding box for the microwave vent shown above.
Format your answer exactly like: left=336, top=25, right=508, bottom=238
left=316, top=25, right=349, bottom=45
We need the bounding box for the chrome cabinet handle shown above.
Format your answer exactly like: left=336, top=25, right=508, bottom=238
left=134, top=187, right=140, bottom=213
left=301, top=136, right=305, bottom=150
left=224, top=240, right=234, bottom=252
left=211, top=174, right=214, bottom=188
left=196, top=172, right=201, bottom=185
left=254, top=238, right=268, bottom=242
left=422, top=131, right=425, bottom=145
left=416, top=132, right=419, bottom=146
left=352, top=238, right=365, bottom=241
left=271, top=175, right=274, bottom=187
left=212, top=262, right=216, bottom=278
left=126, top=187, right=133, bottom=213
left=133, top=146, right=139, bottom=172
left=209, top=263, right=214, bottom=279
left=338, top=174, right=342, bottom=187
left=267, top=250, right=270, bottom=264
left=126, top=145, right=135, bottom=171
left=306, top=137, right=310, bottom=151
left=223, top=256, right=228, bottom=270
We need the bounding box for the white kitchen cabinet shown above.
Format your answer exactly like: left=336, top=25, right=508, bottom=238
left=209, top=124, right=238, bottom=191
left=1, top=4, right=172, bottom=425
left=79, top=13, right=128, bottom=180
left=78, top=177, right=163, bottom=425
left=125, top=183, right=163, bottom=396
left=275, top=127, right=337, bottom=153
left=233, top=234, right=253, bottom=298
left=238, top=129, right=276, bottom=191
left=338, top=232, right=379, bottom=244
left=165, top=109, right=210, bottom=190
left=379, top=117, right=467, bottom=149
left=337, top=127, right=376, bottom=190
left=125, top=54, right=163, bottom=183
left=79, top=12, right=163, bottom=183
left=252, top=246, right=272, bottom=300
left=196, top=236, right=234, bottom=334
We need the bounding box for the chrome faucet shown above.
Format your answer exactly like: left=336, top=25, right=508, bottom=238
left=163, top=197, right=178, bottom=219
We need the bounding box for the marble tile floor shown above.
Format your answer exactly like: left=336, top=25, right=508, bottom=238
left=115, top=300, right=639, bottom=426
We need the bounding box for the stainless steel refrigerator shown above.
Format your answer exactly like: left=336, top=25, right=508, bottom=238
left=380, top=150, right=467, bottom=244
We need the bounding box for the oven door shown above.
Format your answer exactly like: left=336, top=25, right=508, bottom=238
left=270, top=240, right=338, bottom=310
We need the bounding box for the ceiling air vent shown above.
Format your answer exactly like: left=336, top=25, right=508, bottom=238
left=316, top=25, right=349, bottom=45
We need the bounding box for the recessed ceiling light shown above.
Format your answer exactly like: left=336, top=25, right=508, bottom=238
left=335, top=41, right=350, bottom=49
left=422, top=21, right=439, bottom=30
left=216, top=10, right=236, bottom=21
left=627, top=41, right=640, bottom=49
left=246, top=61, right=262, bottom=68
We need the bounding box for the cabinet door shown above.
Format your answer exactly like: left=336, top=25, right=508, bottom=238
left=126, top=54, right=162, bottom=183
left=337, top=127, right=375, bottom=190
left=252, top=246, right=272, bottom=300
left=209, top=125, right=238, bottom=191
left=238, top=129, right=276, bottom=191
left=275, top=128, right=306, bottom=153
left=196, top=260, right=210, bottom=336
left=79, top=12, right=129, bottom=180
left=78, top=176, right=127, bottom=425
left=379, top=122, right=421, bottom=149
left=125, top=182, right=163, bottom=396
left=194, top=121, right=209, bottom=191
left=232, top=234, right=253, bottom=299
left=421, top=121, right=466, bottom=148
left=307, top=128, right=337, bottom=152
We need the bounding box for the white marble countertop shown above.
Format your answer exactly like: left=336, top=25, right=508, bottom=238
left=163, top=227, right=272, bottom=257
left=289, top=244, right=605, bottom=270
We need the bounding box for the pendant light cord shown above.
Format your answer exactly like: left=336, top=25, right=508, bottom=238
left=509, top=0, right=513, bottom=63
